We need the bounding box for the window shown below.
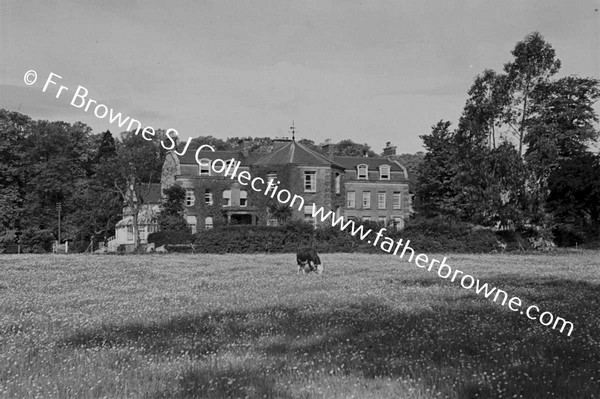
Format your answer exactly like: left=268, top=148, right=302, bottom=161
left=304, top=205, right=316, bottom=227
left=304, top=171, right=316, bottom=192
left=357, top=164, right=368, bottom=180
left=185, top=189, right=195, bottom=206
left=267, top=172, right=277, bottom=183
left=362, top=191, right=371, bottom=209
left=379, top=165, right=390, bottom=180
left=127, top=225, right=133, bottom=241
left=205, top=217, right=213, bottom=229
left=240, top=190, right=248, bottom=207
left=335, top=173, right=341, bottom=194
left=199, top=159, right=211, bottom=176
left=205, top=189, right=213, bottom=205
left=223, top=190, right=231, bottom=206
left=187, top=216, right=197, bottom=234
left=393, top=192, right=402, bottom=209
left=378, top=192, right=386, bottom=209
left=346, top=191, right=355, bottom=208
left=362, top=216, right=371, bottom=222
left=393, top=216, right=404, bottom=230
left=378, top=216, right=386, bottom=225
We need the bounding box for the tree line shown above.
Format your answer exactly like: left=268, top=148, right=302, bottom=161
left=0, top=114, right=402, bottom=252
left=416, top=32, right=600, bottom=246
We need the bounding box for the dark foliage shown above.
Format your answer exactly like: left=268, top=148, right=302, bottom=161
left=147, top=230, right=194, bottom=247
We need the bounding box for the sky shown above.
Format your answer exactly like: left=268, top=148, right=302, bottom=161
left=1, top=0, right=599, bottom=154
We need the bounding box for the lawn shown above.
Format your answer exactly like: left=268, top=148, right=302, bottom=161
left=0, top=251, right=599, bottom=398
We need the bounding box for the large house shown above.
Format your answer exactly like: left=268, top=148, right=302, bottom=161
left=160, top=137, right=412, bottom=231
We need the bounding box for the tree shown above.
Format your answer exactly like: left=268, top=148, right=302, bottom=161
left=433, top=32, right=599, bottom=234
left=416, top=121, right=458, bottom=218
left=189, top=136, right=231, bottom=151
left=394, top=152, right=425, bottom=178
left=157, top=185, right=190, bottom=232
left=332, top=139, right=377, bottom=157
left=111, top=131, right=167, bottom=251
left=267, top=201, right=293, bottom=225
left=18, top=120, right=97, bottom=246
left=227, top=137, right=271, bottom=153
left=526, top=76, right=600, bottom=172
left=0, top=109, right=31, bottom=241
left=547, top=154, right=600, bottom=241
left=96, top=130, right=117, bottom=161
left=503, top=32, right=561, bottom=156
left=460, top=69, right=509, bottom=149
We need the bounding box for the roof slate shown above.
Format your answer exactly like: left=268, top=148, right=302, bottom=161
left=177, top=145, right=255, bottom=166
left=254, top=141, right=346, bottom=169
left=333, top=156, right=403, bottom=171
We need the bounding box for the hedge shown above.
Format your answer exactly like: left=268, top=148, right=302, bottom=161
left=191, top=218, right=502, bottom=254
left=147, top=230, right=194, bottom=247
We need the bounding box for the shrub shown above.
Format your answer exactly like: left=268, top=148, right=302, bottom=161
left=147, top=230, right=194, bottom=247
left=18, top=228, right=55, bottom=253
left=402, top=217, right=499, bottom=253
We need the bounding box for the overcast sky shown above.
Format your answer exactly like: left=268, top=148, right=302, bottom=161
left=1, top=0, right=599, bottom=154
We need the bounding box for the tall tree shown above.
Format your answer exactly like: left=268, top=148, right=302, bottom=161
left=502, top=32, right=561, bottom=156
left=416, top=121, right=458, bottom=218
left=110, top=131, right=167, bottom=251
left=0, top=109, right=31, bottom=239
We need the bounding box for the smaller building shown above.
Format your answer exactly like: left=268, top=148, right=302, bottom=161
left=108, top=183, right=162, bottom=251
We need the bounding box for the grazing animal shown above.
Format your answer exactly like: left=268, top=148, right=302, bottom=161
left=296, top=247, right=323, bottom=275
left=155, top=245, right=168, bottom=253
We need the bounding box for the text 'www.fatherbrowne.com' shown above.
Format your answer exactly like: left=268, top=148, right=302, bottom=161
left=309, top=205, right=575, bottom=337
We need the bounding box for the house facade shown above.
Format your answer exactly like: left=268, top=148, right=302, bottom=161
left=334, top=151, right=411, bottom=229
left=160, top=138, right=412, bottom=231
left=108, top=183, right=162, bottom=251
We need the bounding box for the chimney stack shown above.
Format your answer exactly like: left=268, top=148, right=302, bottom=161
left=238, top=139, right=251, bottom=157
left=383, top=142, right=397, bottom=156
left=321, top=139, right=335, bottom=159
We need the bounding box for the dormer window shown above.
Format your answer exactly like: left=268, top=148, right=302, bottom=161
left=199, top=159, right=211, bottom=176
left=379, top=165, right=390, bottom=180
left=357, top=164, right=368, bottom=180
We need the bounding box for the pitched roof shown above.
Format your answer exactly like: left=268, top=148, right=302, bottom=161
left=177, top=144, right=257, bottom=166
left=333, top=156, right=403, bottom=171
left=254, top=140, right=345, bottom=169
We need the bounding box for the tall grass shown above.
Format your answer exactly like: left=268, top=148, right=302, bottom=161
left=0, top=251, right=599, bottom=398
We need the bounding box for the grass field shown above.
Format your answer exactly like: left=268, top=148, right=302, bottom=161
left=1, top=251, right=599, bottom=398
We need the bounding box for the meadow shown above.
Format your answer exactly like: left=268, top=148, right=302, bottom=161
left=0, top=251, right=599, bottom=398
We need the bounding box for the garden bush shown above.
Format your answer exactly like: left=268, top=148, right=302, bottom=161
left=147, top=230, right=194, bottom=247
left=18, top=228, right=55, bottom=253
